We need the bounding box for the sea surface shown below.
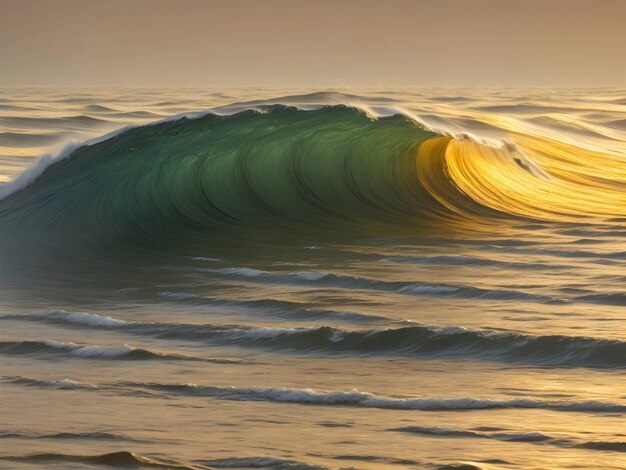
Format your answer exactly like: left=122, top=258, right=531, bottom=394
left=0, top=87, right=625, bottom=469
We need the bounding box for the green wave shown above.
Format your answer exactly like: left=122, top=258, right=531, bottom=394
left=1, top=106, right=470, bottom=246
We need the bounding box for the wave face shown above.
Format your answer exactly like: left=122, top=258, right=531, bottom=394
left=2, top=105, right=624, bottom=250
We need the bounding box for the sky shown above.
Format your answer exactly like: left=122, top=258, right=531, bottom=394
left=1, top=0, right=625, bottom=87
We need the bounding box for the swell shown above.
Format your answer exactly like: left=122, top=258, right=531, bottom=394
left=158, top=291, right=388, bottom=324
left=4, top=311, right=625, bottom=368
left=197, top=266, right=564, bottom=304
left=6, top=376, right=624, bottom=413
left=392, top=426, right=626, bottom=452
left=0, top=339, right=203, bottom=361
left=0, top=430, right=140, bottom=441
left=0, top=451, right=329, bottom=469
left=2, top=105, right=623, bottom=252
left=0, top=451, right=199, bottom=469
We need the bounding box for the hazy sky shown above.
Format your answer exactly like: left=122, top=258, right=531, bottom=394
left=1, top=0, right=625, bottom=87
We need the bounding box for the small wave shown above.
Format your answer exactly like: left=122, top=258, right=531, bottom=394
left=185, top=256, right=221, bottom=262
left=29, top=309, right=128, bottom=327
left=0, top=430, right=135, bottom=441
left=480, top=245, right=626, bottom=261
left=574, top=292, right=626, bottom=307
left=0, top=131, right=62, bottom=148
left=8, top=375, right=624, bottom=415
left=0, top=450, right=330, bottom=469
left=0, top=451, right=195, bottom=469
left=200, top=457, right=329, bottom=469
left=4, top=312, right=625, bottom=368
left=201, top=266, right=562, bottom=304
left=120, top=383, right=626, bottom=413
left=0, top=114, right=111, bottom=129
left=393, top=425, right=552, bottom=442
left=0, top=339, right=197, bottom=361
left=393, top=426, right=626, bottom=452
left=5, top=376, right=95, bottom=389
left=577, top=441, right=626, bottom=452
left=382, top=254, right=562, bottom=271
left=158, top=291, right=387, bottom=324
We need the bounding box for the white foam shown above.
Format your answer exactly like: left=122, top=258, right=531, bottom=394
left=34, top=310, right=127, bottom=327
left=398, top=284, right=459, bottom=295
left=159, top=292, right=198, bottom=300
left=229, top=327, right=311, bottom=340
left=211, top=267, right=265, bottom=277
left=175, top=385, right=625, bottom=412
left=185, top=256, right=221, bottom=262
left=0, top=126, right=133, bottom=201
left=51, top=378, right=96, bottom=389
left=295, top=271, right=330, bottom=281
left=43, top=339, right=134, bottom=358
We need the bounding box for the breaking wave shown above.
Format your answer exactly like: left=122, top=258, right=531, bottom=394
left=1, top=105, right=624, bottom=252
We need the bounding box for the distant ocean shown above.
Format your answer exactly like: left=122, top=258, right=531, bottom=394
left=1, top=87, right=625, bottom=470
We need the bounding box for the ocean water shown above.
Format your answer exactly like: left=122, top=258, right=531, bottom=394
left=0, top=87, right=625, bottom=470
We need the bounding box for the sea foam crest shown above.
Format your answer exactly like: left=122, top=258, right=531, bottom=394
left=33, top=310, right=127, bottom=327
left=43, top=340, right=134, bottom=358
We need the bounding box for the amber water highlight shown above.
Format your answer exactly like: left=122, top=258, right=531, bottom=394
left=0, top=87, right=625, bottom=469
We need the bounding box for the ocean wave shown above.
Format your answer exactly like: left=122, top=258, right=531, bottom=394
left=0, top=114, right=111, bottom=129
left=393, top=426, right=626, bottom=452
left=27, top=309, right=129, bottom=327
left=0, top=131, right=63, bottom=148
left=120, top=383, right=626, bottom=413
left=158, top=291, right=387, bottom=323
left=2, top=105, right=623, bottom=252
left=574, top=292, right=626, bottom=307
left=7, top=376, right=624, bottom=414
left=0, top=430, right=136, bottom=441
left=5, top=376, right=96, bottom=389
left=4, top=312, right=625, bottom=368
left=0, top=339, right=199, bottom=361
left=577, top=441, right=626, bottom=452
left=0, top=451, right=197, bottom=469
left=381, top=254, right=564, bottom=271
left=393, top=425, right=551, bottom=442
left=0, top=451, right=330, bottom=470
left=200, top=457, right=329, bottom=469
left=200, top=266, right=563, bottom=304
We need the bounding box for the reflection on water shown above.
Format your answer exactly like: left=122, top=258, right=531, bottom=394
left=0, top=87, right=625, bottom=469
